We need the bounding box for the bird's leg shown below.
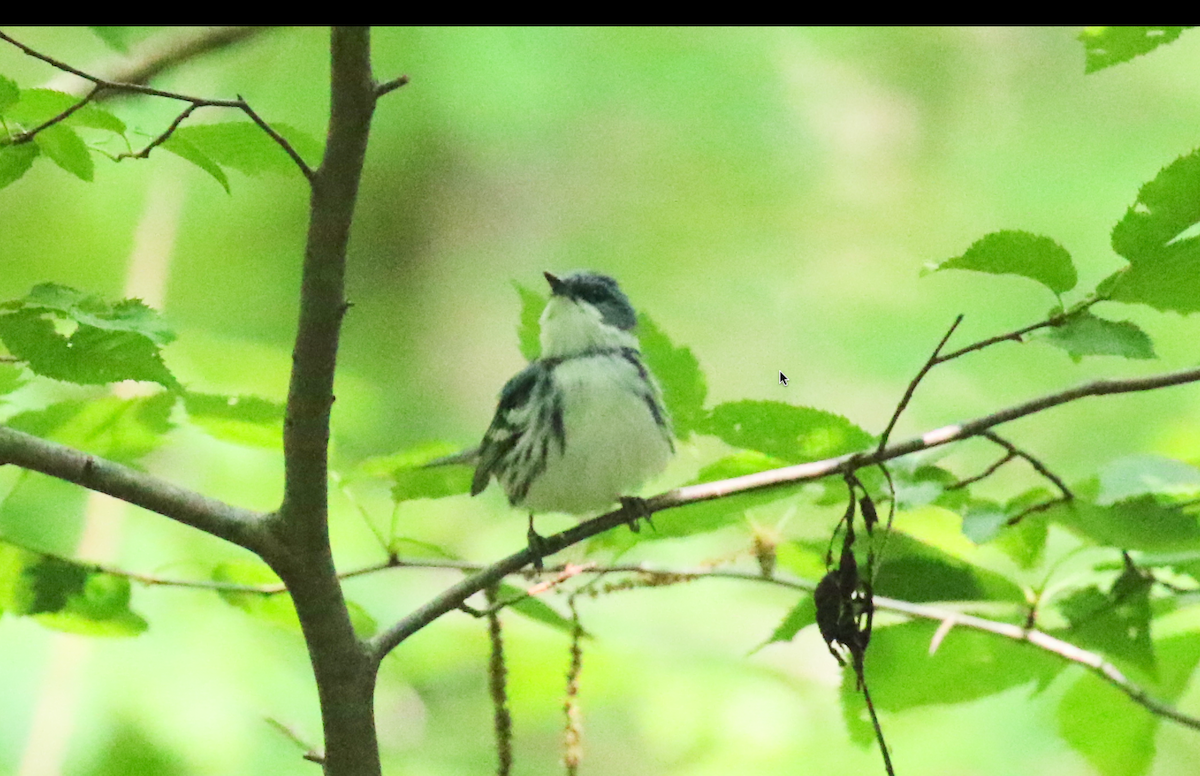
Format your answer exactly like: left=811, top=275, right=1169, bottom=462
left=527, top=513, right=547, bottom=571
left=619, top=496, right=655, bottom=533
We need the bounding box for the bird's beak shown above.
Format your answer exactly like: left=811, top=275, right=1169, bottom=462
left=544, top=271, right=565, bottom=295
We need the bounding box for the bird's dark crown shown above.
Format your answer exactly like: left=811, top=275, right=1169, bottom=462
left=545, top=271, right=637, bottom=331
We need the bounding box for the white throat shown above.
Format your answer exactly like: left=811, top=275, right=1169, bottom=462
left=539, top=296, right=638, bottom=359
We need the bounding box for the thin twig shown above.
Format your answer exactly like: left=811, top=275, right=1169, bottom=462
left=0, top=30, right=314, bottom=178
left=115, top=103, right=199, bottom=159
left=981, top=430, right=1073, bottom=501
left=265, top=717, right=325, bottom=765
left=877, top=314, right=963, bottom=452
left=947, top=451, right=1017, bottom=490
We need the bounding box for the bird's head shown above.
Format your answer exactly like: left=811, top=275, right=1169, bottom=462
left=539, top=271, right=639, bottom=358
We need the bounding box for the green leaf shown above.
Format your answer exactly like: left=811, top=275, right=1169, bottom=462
left=876, top=532, right=1024, bottom=603
left=34, top=123, right=93, bottom=181
left=4, top=88, right=125, bottom=134
left=36, top=573, right=148, bottom=637
left=0, top=361, right=26, bottom=396
left=0, top=142, right=39, bottom=190
left=168, top=122, right=306, bottom=177
left=1054, top=560, right=1155, bottom=671
left=88, top=26, right=158, bottom=55
left=1048, top=495, right=1200, bottom=552
left=23, top=284, right=174, bottom=345
left=212, top=562, right=299, bottom=632
left=496, top=583, right=581, bottom=635
left=994, top=494, right=1050, bottom=569
left=20, top=555, right=89, bottom=615
left=1059, top=633, right=1200, bottom=776
left=638, top=312, right=707, bottom=439
left=1097, top=454, right=1200, bottom=506
left=6, top=393, right=175, bottom=465
left=841, top=619, right=1063, bottom=727
left=1079, top=26, right=1192, bottom=74
left=701, top=400, right=873, bottom=463
left=347, top=599, right=377, bottom=638
left=1036, top=311, right=1155, bottom=361
left=387, top=442, right=474, bottom=503
left=273, top=122, right=324, bottom=167
left=181, top=391, right=284, bottom=449
left=512, top=281, right=544, bottom=360
left=0, top=308, right=177, bottom=389
left=760, top=595, right=816, bottom=648
left=0, top=74, right=19, bottom=114
left=1108, top=148, right=1200, bottom=313
left=162, top=133, right=231, bottom=193
left=929, top=230, right=1077, bottom=295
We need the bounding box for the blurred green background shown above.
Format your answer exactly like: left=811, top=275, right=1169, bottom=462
left=2, top=26, right=1200, bottom=776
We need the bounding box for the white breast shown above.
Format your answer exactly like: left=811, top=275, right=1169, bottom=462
left=520, top=354, right=672, bottom=515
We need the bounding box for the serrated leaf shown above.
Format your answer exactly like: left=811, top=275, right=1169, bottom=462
left=273, top=123, right=323, bottom=168
left=169, top=122, right=303, bottom=177
left=0, top=309, right=177, bottom=388
left=930, top=230, right=1077, bottom=294
left=1048, top=495, right=1200, bottom=552
left=23, top=284, right=174, bottom=345
left=1059, top=632, right=1200, bottom=776
left=1055, top=562, right=1154, bottom=671
left=702, top=400, right=873, bottom=463
left=213, top=562, right=299, bottom=632
left=162, top=133, right=230, bottom=193
left=0, top=74, right=18, bottom=114
left=496, top=582, right=581, bottom=635
left=1097, top=454, right=1200, bottom=506
left=638, top=312, right=707, bottom=439
left=0, top=142, right=39, bottom=189
left=181, top=391, right=284, bottom=449
left=6, top=393, right=175, bottom=465
left=512, top=282, right=544, bottom=360
left=1079, top=26, right=1191, bottom=74
left=34, top=123, right=93, bottom=181
left=1036, top=312, right=1155, bottom=361
left=1108, top=148, right=1200, bottom=313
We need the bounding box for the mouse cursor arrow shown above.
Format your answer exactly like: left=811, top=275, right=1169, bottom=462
left=779, top=371, right=788, bottom=386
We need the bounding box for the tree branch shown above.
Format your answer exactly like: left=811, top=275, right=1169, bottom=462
left=0, top=425, right=268, bottom=553
left=370, top=364, right=1200, bottom=659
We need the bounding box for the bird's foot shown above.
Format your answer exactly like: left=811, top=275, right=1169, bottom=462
left=527, top=516, right=548, bottom=571
left=619, top=496, right=655, bottom=534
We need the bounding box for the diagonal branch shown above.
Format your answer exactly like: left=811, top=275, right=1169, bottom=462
left=0, top=425, right=268, bottom=553
left=370, top=364, right=1200, bottom=660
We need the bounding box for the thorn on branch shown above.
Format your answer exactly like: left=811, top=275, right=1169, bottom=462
left=376, top=74, right=410, bottom=96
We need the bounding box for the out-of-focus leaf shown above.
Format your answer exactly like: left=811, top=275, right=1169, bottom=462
left=872, top=530, right=1024, bottom=603
left=168, top=122, right=311, bottom=177
left=0, top=74, right=19, bottom=113
left=702, top=400, right=873, bottom=463
left=35, top=573, right=147, bottom=637
left=273, top=123, right=323, bottom=168
left=1036, top=312, right=1155, bottom=361
left=181, top=391, right=284, bottom=449
left=385, top=441, right=474, bottom=503
left=5, top=88, right=126, bottom=135
left=88, top=719, right=187, bottom=776
left=347, top=599, right=377, bottom=638
left=1096, top=454, right=1200, bottom=506
left=927, top=230, right=1077, bottom=295
left=20, top=554, right=88, bottom=615
left=88, top=26, right=159, bottom=54
left=0, top=142, right=39, bottom=190
left=34, top=123, right=93, bottom=181
left=495, top=582, right=582, bottom=635
left=758, top=595, right=816, bottom=650
left=512, top=281, right=544, bottom=361
left=212, top=562, right=298, bottom=632
left=961, top=499, right=1008, bottom=544
left=1059, top=557, right=1155, bottom=671
left=1059, top=633, right=1200, bottom=776
left=6, top=393, right=175, bottom=465
left=162, top=133, right=231, bottom=193
left=994, top=492, right=1050, bottom=569
left=1079, top=26, right=1192, bottom=74
left=1048, top=495, right=1200, bottom=552
left=0, top=361, right=26, bottom=396
left=638, top=312, right=707, bottom=439
left=22, top=284, right=174, bottom=344
left=841, top=619, right=1063, bottom=742
left=1109, top=148, right=1200, bottom=313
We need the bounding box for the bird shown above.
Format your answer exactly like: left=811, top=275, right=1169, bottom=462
left=471, top=271, right=674, bottom=562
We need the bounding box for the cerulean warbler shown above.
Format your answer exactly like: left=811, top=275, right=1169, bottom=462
left=472, top=271, right=674, bottom=555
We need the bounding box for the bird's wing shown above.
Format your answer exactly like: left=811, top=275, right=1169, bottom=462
left=471, top=362, right=547, bottom=497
